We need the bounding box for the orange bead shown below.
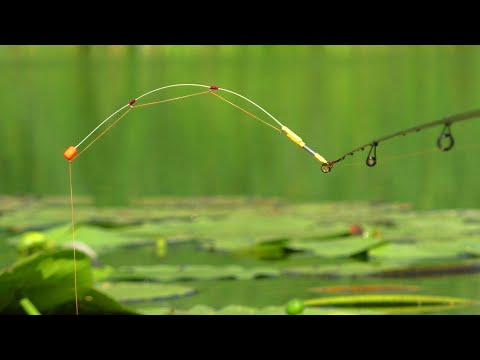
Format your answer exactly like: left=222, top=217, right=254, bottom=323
left=63, top=146, right=77, bottom=161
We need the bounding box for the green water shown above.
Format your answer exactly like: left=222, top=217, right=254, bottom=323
left=1, top=45, right=480, bottom=208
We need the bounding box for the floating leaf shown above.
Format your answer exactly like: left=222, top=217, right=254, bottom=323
left=111, top=264, right=280, bottom=282
left=289, top=237, right=389, bottom=258
left=309, top=284, right=420, bottom=294
left=97, top=281, right=196, bottom=303
left=40, top=224, right=149, bottom=252
left=50, top=288, right=138, bottom=315
left=281, top=259, right=403, bottom=280
left=370, top=236, right=480, bottom=261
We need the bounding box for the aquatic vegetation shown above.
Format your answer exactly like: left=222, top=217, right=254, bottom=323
left=309, top=284, right=420, bottom=294
left=302, top=294, right=475, bottom=314
left=1, top=196, right=480, bottom=315
left=0, top=249, right=134, bottom=314
left=110, top=264, right=280, bottom=282
left=16, top=232, right=54, bottom=257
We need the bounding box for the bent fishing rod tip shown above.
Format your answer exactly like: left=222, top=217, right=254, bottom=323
left=280, top=125, right=332, bottom=174
left=63, top=146, right=77, bottom=161
left=321, top=161, right=334, bottom=173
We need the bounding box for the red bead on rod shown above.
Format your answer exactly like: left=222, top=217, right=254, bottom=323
left=129, top=99, right=137, bottom=106
left=210, top=86, right=219, bottom=90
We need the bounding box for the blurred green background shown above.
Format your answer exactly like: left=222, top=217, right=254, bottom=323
left=1, top=45, right=480, bottom=208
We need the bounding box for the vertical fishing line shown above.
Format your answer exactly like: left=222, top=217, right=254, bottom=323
left=69, top=161, right=79, bottom=315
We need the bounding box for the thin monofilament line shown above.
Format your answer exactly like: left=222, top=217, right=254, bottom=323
left=75, top=84, right=210, bottom=149
left=75, top=91, right=280, bottom=161
left=135, top=83, right=210, bottom=101
left=69, top=162, right=79, bottom=315
left=210, top=91, right=281, bottom=132
left=74, top=108, right=132, bottom=161
left=218, top=87, right=284, bottom=128
left=134, top=90, right=210, bottom=108
left=76, top=105, right=130, bottom=148
left=74, top=84, right=286, bottom=152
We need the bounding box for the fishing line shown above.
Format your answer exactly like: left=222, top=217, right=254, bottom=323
left=74, top=108, right=132, bottom=161
left=133, top=90, right=210, bottom=108
left=68, top=161, right=79, bottom=315
left=209, top=91, right=281, bottom=132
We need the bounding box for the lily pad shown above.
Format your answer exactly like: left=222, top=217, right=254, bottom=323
left=289, top=237, right=389, bottom=258
left=97, top=281, right=196, bottom=303
left=282, top=261, right=415, bottom=278
left=309, top=284, right=420, bottom=294
left=50, top=288, right=138, bottom=315
left=370, top=236, right=480, bottom=261
left=111, top=264, right=280, bottom=282
left=21, top=224, right=150, bottom=252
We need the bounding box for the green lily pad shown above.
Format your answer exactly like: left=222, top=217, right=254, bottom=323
left=281, top=261, right=414, bottom=278
left=50, top=288, right=138, bottom=315
left=289, top=237, right=389, bottom=258
left=97, top=281, right=196, bottom=303
left=370, top=236, right=480, bottom=261
left=118, top=210, right=319, bottom=251
left=111, top=264, right=280, bottom=282
left=26, top=224, right=150, bottom=252
left=308, top=284, right=420, bottom=294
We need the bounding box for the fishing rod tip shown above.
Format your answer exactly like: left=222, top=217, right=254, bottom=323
left=64, top=146, right=77, bottom=161
left=321, top=161, right=334, bottom=174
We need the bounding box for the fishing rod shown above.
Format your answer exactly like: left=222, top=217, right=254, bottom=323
left=64, top=84, right=480, bottom=174
left=321, top=109, right=480, bottom=173
left=63, top=84, right=328, bottom=166
left=63, top=84, right=480, bottom=315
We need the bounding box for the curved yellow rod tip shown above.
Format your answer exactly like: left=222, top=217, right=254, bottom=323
left=64, top=146, right=77, bottom=161
left=281, top=126, right=305, bottom=147
left=314, top=153, right=327, bottom=164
